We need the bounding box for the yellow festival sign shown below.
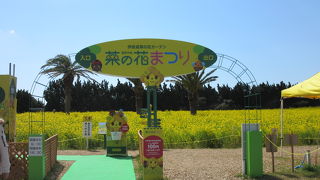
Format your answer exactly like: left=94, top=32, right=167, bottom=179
left=75, top=39, right=217, bottom=78
left=0, top=75, right=17, bottom=142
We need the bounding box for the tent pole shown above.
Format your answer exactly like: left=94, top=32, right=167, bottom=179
left=280, top=98, right=284, bottom=156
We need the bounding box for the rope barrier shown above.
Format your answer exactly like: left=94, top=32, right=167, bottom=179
left=61, top=135, right=240, bottom=147
left=56, top=133, right=320, bottom=154
left=58, top=137, right=82, bottom=143
left=164, top=135, right=239, bottom=145
left=90, top=138, right=105, bottom=142
left=298, top=137, right=320, bottom=140
left=262, top=132, right=320, bottom=156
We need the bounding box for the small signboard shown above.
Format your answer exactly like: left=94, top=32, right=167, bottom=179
left=144, top=135, right=163, bottom=159
left=285, top=134, right=298, bottom=172
left=83, top=122, right=92, bottom=137
left=265, top=134, right=278, bottom=152
left=284, top=134, right=298, bottom=145
left=98, top=122, right=107, bottom=134
left=29, top=136, right=43, bottom=156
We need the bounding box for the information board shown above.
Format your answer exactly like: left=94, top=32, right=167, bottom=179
left=83, top=122, right=92, bottom=137
left=29, top=136, right=43, bottom=156
left=98, top=122, right=107, bottom=134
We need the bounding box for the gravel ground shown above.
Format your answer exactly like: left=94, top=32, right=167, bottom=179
left=56, top=146, right=320, bottom=180
left=163, top=149, right=242, bottom=180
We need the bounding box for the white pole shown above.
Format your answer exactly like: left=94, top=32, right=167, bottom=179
left=280, top=98, right=284, bottom=156
left=86, top=136, right=89, bottom=150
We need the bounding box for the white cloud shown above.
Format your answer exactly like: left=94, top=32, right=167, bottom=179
left=9, top=30, right=15, bottom=35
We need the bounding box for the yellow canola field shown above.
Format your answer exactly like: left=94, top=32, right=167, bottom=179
left=16, top=107, right=320, bottom=149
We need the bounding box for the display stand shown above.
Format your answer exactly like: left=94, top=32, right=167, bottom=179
left=106, top=110, right=129, bottom=156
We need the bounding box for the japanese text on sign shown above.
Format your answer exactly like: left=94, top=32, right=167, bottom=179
left=29, top=136, right=43, bottom=156
left=102, top=50, right=192, bottom=66
left=144, top=135, right=163, bottom=159
left=75, top=39, right=218, bottom=78
left=83, top=122, right=92, bottom=137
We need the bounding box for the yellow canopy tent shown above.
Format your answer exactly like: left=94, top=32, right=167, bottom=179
left=281, top=72, right=320, bottom=99
left=280, top=72, right=320, bottom=149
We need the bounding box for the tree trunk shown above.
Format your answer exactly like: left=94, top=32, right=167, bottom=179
left=63, top=76, right=73, bottom=114
left=188, top=92, right=198, bottom=115
left=134, top=82, right=144, bottom=114
left=128, top=78, right=144, bottom=114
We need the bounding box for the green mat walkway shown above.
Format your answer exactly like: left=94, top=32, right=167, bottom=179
left=57, top=155, right=136, bottom=180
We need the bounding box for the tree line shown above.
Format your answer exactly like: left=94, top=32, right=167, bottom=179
left=16, top=80, right=320, bottom=113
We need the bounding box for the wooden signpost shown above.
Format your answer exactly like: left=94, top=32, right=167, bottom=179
left=265, top=133, right=277, bottom=173
left=284, top=133, right=298, bottom=172
left=83, top=116, right=92, bottom=150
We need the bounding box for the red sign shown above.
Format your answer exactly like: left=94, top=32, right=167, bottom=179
left=143, top=135, right=163, bottom=159
left=120, top=123, right=129, bottom=133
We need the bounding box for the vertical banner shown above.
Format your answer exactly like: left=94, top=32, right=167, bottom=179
left=0, top=75, right=17, bottom=142
left=143, top=127, right=163, bottom=180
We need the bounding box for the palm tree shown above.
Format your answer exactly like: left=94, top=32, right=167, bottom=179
left=127, top=78, right=144, bottom=114
left=168, top=69, right=218, bottom=115
left=40, top=54, right=96, bottom=113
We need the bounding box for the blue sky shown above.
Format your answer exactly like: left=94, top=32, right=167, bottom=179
left=1, top=0, right=320, bottom=96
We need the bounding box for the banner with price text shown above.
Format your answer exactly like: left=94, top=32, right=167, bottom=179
left=143, top=127, right=163, bottom=179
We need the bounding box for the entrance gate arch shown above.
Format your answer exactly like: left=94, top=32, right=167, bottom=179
left=30, top=44, right=262, bottom=179
left=210, top=53, right=258, bottom=87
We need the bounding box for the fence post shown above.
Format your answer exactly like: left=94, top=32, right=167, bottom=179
left=306, top=150, right=311, bottom=166
left=49, top=138, right=52, bottom=171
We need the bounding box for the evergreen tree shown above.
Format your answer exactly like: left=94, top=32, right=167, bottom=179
left=16, top=89, right=44, bottom=113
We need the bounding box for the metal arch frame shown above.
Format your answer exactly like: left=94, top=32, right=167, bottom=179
left=29, top=66, right=54, bottom=135
left=29, top=53, right=259, bottom=106
left=29, top=66, right=55, bottom=105
left=209, top=53, right=258, bottom=87
left=28, top=53, right=82, bottom=135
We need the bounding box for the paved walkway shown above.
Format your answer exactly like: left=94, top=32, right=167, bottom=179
left=57, top=155, right=136, bottom=180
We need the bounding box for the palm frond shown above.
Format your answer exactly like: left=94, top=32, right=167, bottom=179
left=41, top=54, right=96, bottom=82
left=200, top=69, right=217, bottom=82
left=168, top=69, right=218, bottom=93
